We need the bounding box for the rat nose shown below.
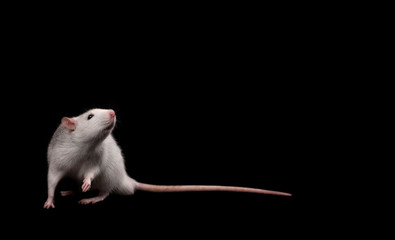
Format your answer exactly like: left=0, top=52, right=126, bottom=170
left=109, top=109, right=116, bottom=118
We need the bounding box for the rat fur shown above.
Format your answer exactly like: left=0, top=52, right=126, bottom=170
left=44, top=108, right=291, bottom=209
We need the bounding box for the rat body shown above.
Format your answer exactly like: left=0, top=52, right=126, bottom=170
left=44, top=108, right=291, bottom=209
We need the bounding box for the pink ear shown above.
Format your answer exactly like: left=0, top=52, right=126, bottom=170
left=61, top=117, right=76, bottom=131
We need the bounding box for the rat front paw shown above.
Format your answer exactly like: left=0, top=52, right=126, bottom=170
left=43, top=199, right=55, bottom=209
left=81, top=178, right=92, bottom=192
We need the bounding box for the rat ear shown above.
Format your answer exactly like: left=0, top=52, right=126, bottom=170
left=61, top=117, right=76, bottom=131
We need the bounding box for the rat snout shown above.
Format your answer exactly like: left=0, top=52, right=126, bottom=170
left=109, top=109, right=116, bottom=119
left=103, top=109, right=116, bottom=131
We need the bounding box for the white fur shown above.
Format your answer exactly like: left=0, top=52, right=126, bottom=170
left=44, top=109, right=136, bottom=209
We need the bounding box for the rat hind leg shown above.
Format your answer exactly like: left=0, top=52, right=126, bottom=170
left=78, top=192, right=109, bottom=205
left=60, top=190, right=76, bottom=197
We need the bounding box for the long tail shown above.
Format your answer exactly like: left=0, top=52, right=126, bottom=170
left=135, top=182, right=291, bottom=196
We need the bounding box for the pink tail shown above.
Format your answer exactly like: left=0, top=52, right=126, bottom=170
left=136, top=182, right=292, bottom=196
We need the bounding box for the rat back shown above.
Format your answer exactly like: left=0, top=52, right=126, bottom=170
left=89, top=135, right=137, bottom=194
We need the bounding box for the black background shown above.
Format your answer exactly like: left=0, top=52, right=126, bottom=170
left=4, top=5, right=315, bottom=238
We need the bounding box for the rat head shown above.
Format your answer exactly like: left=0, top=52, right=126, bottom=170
left=61, top=108, right=116, bottom=143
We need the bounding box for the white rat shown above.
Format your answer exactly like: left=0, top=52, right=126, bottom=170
left=43, top=108, right=291, bottom=209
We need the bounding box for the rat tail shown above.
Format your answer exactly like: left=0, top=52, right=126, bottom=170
left=135, top=182, right=292, bottom=196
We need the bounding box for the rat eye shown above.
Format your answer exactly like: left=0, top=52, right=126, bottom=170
left=87, top=114, right=94, bottom=120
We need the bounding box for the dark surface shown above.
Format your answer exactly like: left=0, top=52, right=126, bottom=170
left=3, top=7, right=313, bottom=238
left=10, top=81, right=302, bottom=238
